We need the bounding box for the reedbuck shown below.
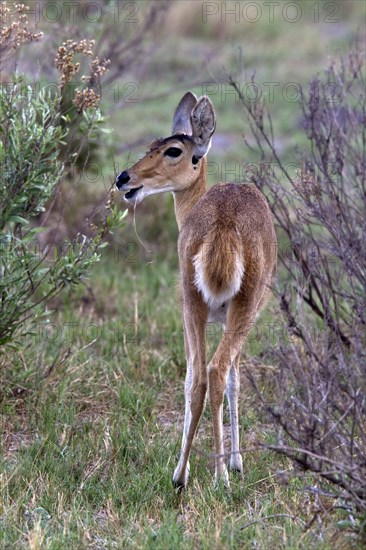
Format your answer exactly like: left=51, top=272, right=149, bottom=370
left=116, top=92, right=276, bottom=488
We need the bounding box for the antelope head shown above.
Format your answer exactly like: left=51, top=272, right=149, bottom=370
left=115, top=92, right=216, bottom=204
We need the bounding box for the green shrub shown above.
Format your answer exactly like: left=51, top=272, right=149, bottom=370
left=0, top=77, right=125, bottom=350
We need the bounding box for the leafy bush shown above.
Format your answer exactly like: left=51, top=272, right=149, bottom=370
left=0, top=4, right=126, bottom=358
left=0, top=77, right=125, bottom=351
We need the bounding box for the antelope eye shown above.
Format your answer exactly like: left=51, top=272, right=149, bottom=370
left=164, top=147, right=182, bottom=158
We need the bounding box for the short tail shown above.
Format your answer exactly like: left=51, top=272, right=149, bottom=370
left=193, top=224, right=244, bottom=308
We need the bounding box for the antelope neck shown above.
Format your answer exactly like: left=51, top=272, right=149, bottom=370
left=173, top=158, right=207, bottom=230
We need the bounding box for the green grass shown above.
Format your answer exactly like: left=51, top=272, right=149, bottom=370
left=1, top=254, right=361, bottom=548
left=2, top=1, right=365, bottom=547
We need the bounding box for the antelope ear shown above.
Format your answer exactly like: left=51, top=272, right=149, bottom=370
left=172, top=92, right=198, bottom=135
left=191, top=96, right=216, bottom=158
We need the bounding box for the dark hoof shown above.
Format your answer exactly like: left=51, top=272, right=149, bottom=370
left=230, top=466, right=244, bottom=476
left=172, top=478, right=186, bottom=493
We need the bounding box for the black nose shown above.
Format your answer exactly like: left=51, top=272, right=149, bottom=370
left=116, top=171, right=130, bottom=189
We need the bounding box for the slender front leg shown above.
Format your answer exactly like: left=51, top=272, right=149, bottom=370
left=226, top=353, right=243, bottom=474
left=182, top=359, right=193, bottom=448
left=180, top=316, right=193, bottom=447
left=177, top=322, right=193, bottom=483
left=173, top=307, right=207, bottom=489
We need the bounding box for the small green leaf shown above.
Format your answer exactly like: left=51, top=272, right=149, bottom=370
left=8, top=216, right=29, bottom=225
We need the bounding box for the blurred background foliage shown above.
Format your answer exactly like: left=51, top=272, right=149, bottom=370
left=5, top=0, right=364, bottom=254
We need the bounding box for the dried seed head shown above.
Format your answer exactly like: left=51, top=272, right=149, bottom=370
left=55, top=38, right=110, bottom=99
left=0, top=1, right=43, bottom=60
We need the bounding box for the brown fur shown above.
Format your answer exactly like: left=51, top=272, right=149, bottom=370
left=116, top=93, right=277, bottom=488
left=197, top=218, right=242, bottom=295
left=180, top=181, right=276, bottom=284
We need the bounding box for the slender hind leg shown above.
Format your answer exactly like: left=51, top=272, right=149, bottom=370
left=226, top=353, right=243, bottom=474
left=209, top=290, right=262, bottom=487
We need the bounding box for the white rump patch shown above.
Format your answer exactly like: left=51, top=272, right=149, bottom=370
left=193, top=250, right=244, bottom=309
